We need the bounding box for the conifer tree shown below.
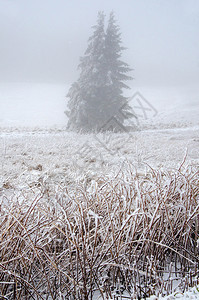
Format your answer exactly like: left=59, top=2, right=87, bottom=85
left=104, top=12, right=133, bottom=125
left=66, top=11, right=133, bottom=132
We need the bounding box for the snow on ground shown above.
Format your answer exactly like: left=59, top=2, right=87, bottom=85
left=0, top=83, right=198, bottom=190
left=95, top=285, right=199, bottom=299
left=157, top=286, right=199, bottom=299
left=0, top=82, right=199, bottom=128
left=0, top=83, right=199, bottom=299
left=0, top=82, right=68, bottom=127
left=0, top=126, right=199, bottom=193
left=147, top=285, right=199, bottom=299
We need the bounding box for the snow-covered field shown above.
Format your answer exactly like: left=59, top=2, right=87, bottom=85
left=0, top=83, right=67, bottom=127
left=0, top=83, right=198, bottom=190
left=0, top=125, right=199, bottom=193
left=0, top=82, right=199, bottom=128
left=0, top=83, right=199, bottom=299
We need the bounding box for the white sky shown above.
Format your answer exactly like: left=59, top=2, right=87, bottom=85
left=0, top=0, right=199, bottom=87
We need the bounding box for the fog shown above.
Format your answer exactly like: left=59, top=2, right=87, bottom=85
left=0, top=0, right=199, bottom=126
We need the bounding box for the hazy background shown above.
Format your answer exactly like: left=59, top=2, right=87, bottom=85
left=0, top=0, right=199, bottom=126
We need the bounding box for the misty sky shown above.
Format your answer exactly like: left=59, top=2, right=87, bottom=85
left=0, top=0, right=199, bottom=87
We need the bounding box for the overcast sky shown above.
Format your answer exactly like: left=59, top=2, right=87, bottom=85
left=0, top=0, right=199, bottom=87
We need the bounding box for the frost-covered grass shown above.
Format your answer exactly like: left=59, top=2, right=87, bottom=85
left=0, top=83, right=199, bottom=299
left=0, top=126, right=199, bottom=299
left=1, top=161, right=199, bottom=299
left=0, top=126, right=199, bottom=191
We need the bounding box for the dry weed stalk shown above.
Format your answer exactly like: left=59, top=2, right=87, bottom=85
left=0, top=164, right=199, bottom=299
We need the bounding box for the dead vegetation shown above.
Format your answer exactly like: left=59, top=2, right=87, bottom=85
left=0, top=164, right=199, bottom=299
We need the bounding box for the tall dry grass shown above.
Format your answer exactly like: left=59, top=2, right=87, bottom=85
left=0, top=164, right=199, bottom=299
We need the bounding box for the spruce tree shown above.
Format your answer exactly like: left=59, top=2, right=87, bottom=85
left=104, top=12, right=133, bottom=125
left=66, top=11, right=133, bottom=132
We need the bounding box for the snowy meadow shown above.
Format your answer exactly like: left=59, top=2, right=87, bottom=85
left=1, top=0, right=199, bottom=298
left=0, top=84, right=199, bottom=299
